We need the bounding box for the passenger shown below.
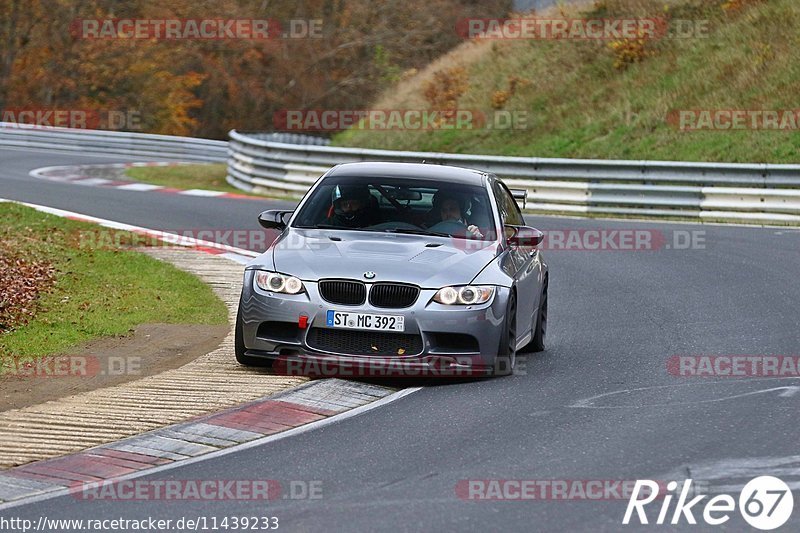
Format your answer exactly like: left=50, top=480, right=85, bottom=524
left=429, top=192, right=483, bottom=238
left=324, top=184, right=379, bottom=228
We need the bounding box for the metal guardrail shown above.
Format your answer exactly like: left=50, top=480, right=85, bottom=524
left=226, top=129, right=800, bottom=224
left=1, top=124, right=796, bottom=224
left=0, top=123, right=227, bottom=162
left=242, top=132, right=331, bottom=146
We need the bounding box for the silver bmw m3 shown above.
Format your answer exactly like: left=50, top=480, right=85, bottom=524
left=236, top=162, right=548, bottom=377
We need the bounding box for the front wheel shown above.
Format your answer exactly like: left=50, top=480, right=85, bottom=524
left=494, top=292, right=517, bottom=377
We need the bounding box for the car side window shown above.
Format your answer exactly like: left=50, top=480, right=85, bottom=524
left=493, top=181, right=524, bottom=226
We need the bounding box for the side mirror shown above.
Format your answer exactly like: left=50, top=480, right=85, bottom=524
left=258, top=210, right=292, bottom=230
left=505, top=225, right=544, bottom=248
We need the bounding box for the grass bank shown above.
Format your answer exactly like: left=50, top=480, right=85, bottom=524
left=0, top=202, right=228, bottom=360
left=335, top=0, right=800, bottom=164
left=125, top=164, right=238, bottom=193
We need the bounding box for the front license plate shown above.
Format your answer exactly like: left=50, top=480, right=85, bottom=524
left=326, top=310, right=404, bottom=332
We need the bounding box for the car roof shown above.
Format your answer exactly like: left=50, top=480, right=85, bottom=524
left=325, top=162, right=488, bottom=186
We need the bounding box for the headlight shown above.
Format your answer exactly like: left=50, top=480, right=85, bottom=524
left=255, top=271, right=305, bottom=294
left=433, top=285, right=494, bottom=305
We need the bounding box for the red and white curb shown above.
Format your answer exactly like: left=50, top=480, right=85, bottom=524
left=0, top=199, right=259, bottom=265
left=29, top=162, right=260, bottom=201
left=0, top=380, right=417, bottom=508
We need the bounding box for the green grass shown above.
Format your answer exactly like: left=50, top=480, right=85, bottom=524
left=125, top=164, right=301, bottom=200
left=334, top=0, right=800, bottom=164
left=125, top=164, right=244, bottom=194
left=0, top=203, right=228, bottom=359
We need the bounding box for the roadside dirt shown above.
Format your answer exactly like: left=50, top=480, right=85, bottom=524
left=0, top=323, right=229, bottom=411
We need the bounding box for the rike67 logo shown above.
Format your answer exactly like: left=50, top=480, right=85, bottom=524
left=624, top=476, right=794, bottom=530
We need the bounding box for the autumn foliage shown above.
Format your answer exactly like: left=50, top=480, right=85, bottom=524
left=422, top=67, right=469, bottom=109
left=0, top=0, right=510, bottom=138
left=0, top=245, right=55, bottom=333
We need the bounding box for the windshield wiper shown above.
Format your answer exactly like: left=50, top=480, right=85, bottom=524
left=295, top=224, right=371, bottom=231
left=296, top=225, right=449, bottom=237
left=382, top=228, right=450, bottom=237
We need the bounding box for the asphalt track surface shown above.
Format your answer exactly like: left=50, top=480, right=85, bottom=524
left=2, top=146, right=800, bottom=532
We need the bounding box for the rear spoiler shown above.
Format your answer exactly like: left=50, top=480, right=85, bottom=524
left=510, top=189, right=528, bottom=209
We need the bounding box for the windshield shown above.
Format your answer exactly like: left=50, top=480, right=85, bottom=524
left=292, top=176, right=496, bottom=240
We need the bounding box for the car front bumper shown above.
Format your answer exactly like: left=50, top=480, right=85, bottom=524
left=239, top=270, right=510, bottom=377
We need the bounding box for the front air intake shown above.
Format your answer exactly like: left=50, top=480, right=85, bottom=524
left=318, top=279, right=367, bottom=306
left=368, top=283, right=420, bottom=308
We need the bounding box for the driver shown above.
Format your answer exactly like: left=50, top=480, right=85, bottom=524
left=324, top=184, right=379, bottom=228
left=430, top=192, right=484, bottom=238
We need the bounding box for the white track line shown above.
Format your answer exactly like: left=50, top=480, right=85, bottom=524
left=115, top=183, right=165, bottom=191
left=71, top=178, right=113, bottom=186
left=180, top=189, right=227, bottom=197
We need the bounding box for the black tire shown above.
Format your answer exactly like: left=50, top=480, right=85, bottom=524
left=494, top=291, right=517, bottom=377
left=235, top=307, right=273, bottom=368
left=529, top=279, right=548, bottom=353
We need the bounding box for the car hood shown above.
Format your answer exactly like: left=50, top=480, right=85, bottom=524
left=263, top=228, right=498, bottom=288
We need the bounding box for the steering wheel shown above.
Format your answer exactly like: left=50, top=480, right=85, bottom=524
left=427, top=220, right=469, bottom=236
left=366, top=221, right=423, bottom=231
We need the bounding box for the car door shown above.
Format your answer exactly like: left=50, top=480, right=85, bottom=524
left=492, top=180, right=538, bottom=345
